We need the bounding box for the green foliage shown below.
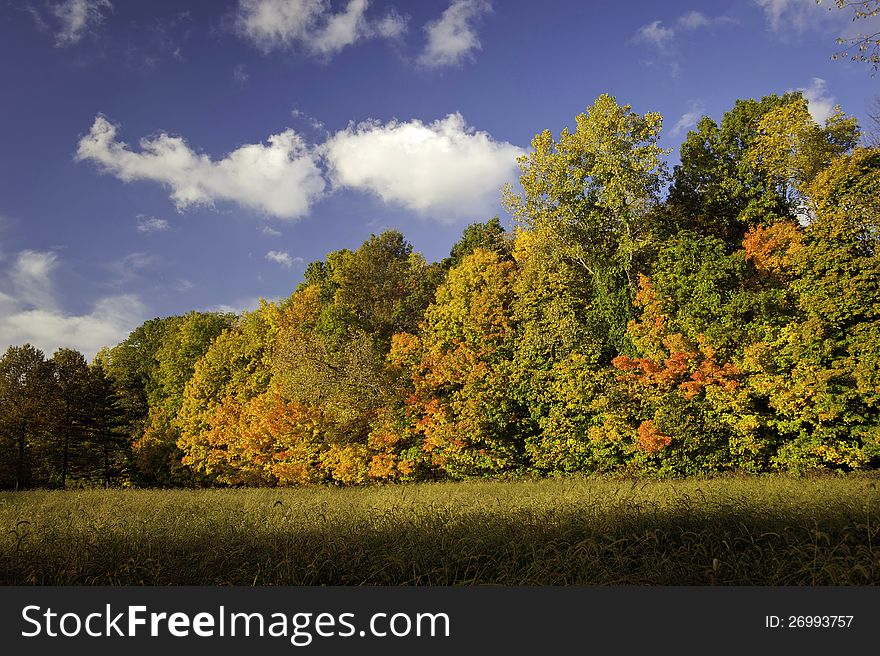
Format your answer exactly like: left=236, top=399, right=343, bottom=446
left=751, top=148, right=880, bottom=471
left=176, top=304, right=280, bottom=482
left=49, top=348, right=92, bottom=488
left=446, top=217, right=512, bottom=268
left=504, top=94, right=665, bottom=357
left=309, top=230, right=443, bottom=348
left=0, top=345, right=55, bottom=489
left=82, top=360, right=131, bottom=487
left=747, top=98, right=859, bottom=206
left=394, top=247, right=528, bottom=478
left=0, top=345, right=127, bottom=489
left=101, top=316, right=182, bottom=478
left=101, top=313, right=233, bottom=486
left=667, top=94, right=805, bottom=241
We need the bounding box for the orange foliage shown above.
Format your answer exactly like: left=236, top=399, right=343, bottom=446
left=368, top=454, right=397, bottom=479
left=387, top=332, right=421, bottom=371
left=627, top=274, right=668, bottom=360
left=179, top=393, right=328, bottom=485
left=613, top=345, right=739, bottom=398
left=636, top=420, right=671, bottom=454
left=616, top=276, right=741, bottom=400
left=365, top=425, right=405, bottom=480
left=742, top=221, right=803, bottom=278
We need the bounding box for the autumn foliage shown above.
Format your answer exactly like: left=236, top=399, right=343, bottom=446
left=3, top=93, right=877, bottom=488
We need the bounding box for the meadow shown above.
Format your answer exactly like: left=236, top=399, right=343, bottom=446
left=2, top=475, right=879, bottom=585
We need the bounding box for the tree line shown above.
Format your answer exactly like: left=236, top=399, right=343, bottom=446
left=1, top=91, right=878, bottom=488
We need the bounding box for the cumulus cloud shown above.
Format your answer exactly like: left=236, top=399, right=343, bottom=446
left=324, top=112, right=523, bottom=221
left=262, top=225, right=282, bottom=237
left=419, top=0, right=491, bottom=68
left=78, top=110, right=526, bottom=224
left=76, top=116, right=326, bottom=220
left=136, top=215, right=170, bottom=233
left=0, top=249, right=145, bottom=360
left=235, top=0, right=406, bottom=56
left=797, top=77, right=837, bottom=123
left=671, top=101, right=706, bottom=137
left=265, top=250, right=300, bottom=267
left=50, top=0, right=113, bottom=47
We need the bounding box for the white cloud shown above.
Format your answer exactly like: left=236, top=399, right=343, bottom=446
left=262, top=225, right=282, bottom=236
left=78, top=109, right=526, bottom=224
left=51, top=0, right=112, bottom=47
left=291, top=107, right=327, bottom=133
left=754, top=0, right=824, bottom=33
left=101, top=252, right=156, bottom=290
left=0, top=250, right=145, bottom=360
left=324, top=112, right=523, bottom=221
left=637, top=11, right=735, bottom=50
left=752, top=0, right=877, bottom=38
left=115, top=252, right=153, bottom=273
left=136, top=215, right=170, bottom=233
left=374, top=10, right=407, bottom=39
left=265, top=250, right=300, bottom=267
left=636, top=20, right=675, bottom=50
left=680, top=11, right=736, bottom=31
left=76, top=115, right=326, bottom=220
left=12, top=250, right=58, bottom=312
left=797, top=77, right=836, bottom=123
left=235, top=0, right=406, bottom=56
left=419, top=0, right=491, bottom=68
left=671, top=101, right=706, bottom=137
left=0, top=296, right=145, bottom=361
left=677, top=10, right=711, bottom=30
left=0, top=291, right=17, bottom=316
left=634, top=11, right=734, bottom=77
left=235, top=0, right=324, bottom=51
left=309, top=0, right=369, bottom=55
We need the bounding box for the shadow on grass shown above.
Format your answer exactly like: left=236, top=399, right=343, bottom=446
left=3, top=492, right=878, bottom=585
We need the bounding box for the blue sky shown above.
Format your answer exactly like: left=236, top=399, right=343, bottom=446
left=0, top=0, right=877, bottom=359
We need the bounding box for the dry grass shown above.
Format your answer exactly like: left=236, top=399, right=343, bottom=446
left=1, top=474, right=878, bottom=585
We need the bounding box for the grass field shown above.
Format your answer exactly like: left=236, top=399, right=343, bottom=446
left=2, top=474, right=879, bottom=585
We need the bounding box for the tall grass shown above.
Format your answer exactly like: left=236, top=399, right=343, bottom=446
left=1, top=475, right=878, bottom=585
